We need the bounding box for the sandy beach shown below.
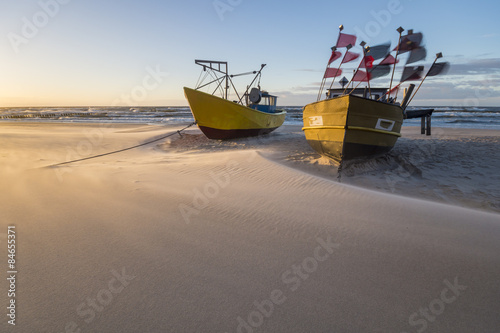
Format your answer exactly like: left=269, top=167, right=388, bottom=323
left=1, top=122, right=499, bottom=332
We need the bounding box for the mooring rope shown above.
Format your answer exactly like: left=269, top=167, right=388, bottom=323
left=43, top=122, right=197, bottom=168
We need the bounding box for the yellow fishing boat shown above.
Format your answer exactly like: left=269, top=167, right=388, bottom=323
left=303, top=25, right=449, bottom=162
left=184, top=87, right=286, bottom=139
left=302, top=94, right=403, bottom=162
left=184, top=60, right=286, bottom=140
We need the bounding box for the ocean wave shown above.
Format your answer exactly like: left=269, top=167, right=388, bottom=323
left=1, top=105, right=499, bottom=129
left=444, top=119, right=497, bottom=124
left=433, top=113, right=500, bottom=119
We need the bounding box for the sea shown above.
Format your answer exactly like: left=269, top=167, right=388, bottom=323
left=1, top=105, right=499, bottom=130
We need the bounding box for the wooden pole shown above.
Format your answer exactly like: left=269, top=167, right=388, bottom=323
left=344, top=41, right=368, bottom=96
left=405, top=53, right=443, bottom=107
left=237, top=64, right=266, bottom=104
left=377, top=83, right=400, bottom=102
left=389, top=27, right=404, bottom=96
left=426, top=115, right=431, bottom=135
left=327, top=43, right=353, bottom=91
left=317, top=25, right=344, bottom=101
left=363, top=44, right=372, bottom=98
left=345, top=79, right=362, bottom=95
left=400, top=83, right=415, bottom=110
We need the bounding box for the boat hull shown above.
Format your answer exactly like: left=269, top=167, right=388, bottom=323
left=184, top=87, right=286, bottom=140
left=302, top=95, right=403, bottom=162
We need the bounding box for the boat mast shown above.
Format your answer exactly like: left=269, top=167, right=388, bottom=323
left=237, top=64, right=266, bottom=104
left=388, top=27, right=404, bottom=97
left=405, top=52, right=443, bottom=107
left=194, top=60, right=269, bottom=105
left=361, top=42, right=372, bottom=98
left=327, top=43, right=353, bottom=91
left=225, top=65, right=228, bottom=99
left=194, top=60, right=229, bottom=98
left=344, top=41, right=369, bottom=96
left=317, top=25, right=344, bottom=102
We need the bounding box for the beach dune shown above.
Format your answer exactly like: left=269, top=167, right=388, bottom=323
left=1, top=122, right=499, bottom=332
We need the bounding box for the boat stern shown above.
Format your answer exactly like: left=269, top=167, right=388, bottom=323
left=302, top=95, right=403, bottom=161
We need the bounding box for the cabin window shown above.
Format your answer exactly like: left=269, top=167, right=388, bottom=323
left=255, top=97, right=266, bottom=105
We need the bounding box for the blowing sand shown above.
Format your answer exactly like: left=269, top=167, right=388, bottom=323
left=1, top=122, right=499, bottom=332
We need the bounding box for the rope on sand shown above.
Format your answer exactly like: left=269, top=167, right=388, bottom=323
left=42, top=122, right=197, bottom=168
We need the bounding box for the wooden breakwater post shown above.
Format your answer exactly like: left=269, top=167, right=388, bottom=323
left=405, top=108, right=433, bottom=136
left=420, top=114, right=431, bottom=135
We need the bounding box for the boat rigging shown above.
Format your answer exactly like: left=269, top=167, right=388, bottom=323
left=184, top=60, right=286, bottom=139
left=303, top=25, right=450, bottom=163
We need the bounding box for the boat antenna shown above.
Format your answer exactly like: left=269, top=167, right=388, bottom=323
left=405, top=52, right=443, bottom=107
left=388, top=26, right=404, bottom=97
left=317, top=25, right=344, bottom=102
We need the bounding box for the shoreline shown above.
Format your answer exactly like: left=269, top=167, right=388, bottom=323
left=1, top=122, right=499, bottom=213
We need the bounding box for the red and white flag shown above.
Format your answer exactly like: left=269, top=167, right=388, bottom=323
left=401, top=66, right=424, bottom=82
left=328, top=51, right=342, bottom=65
left=379, top=54, right=398, bottom=65
left=336, top=33, right=357, bottom=48
left=358, top=55, right=374, bottom=69
left=341, top=51, right=360, bottom=64
left=394, top=32, right=423, bottom=54
left=427, top=62, right=450, bottom=76
left=352, top=70, right=370, bottom=82
left=324, top=68, right=343, bottom=78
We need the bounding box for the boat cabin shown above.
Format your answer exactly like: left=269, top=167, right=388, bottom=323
left=245, top=88, right=278, bottom=113
left=327, top=87, right=390, bottom=101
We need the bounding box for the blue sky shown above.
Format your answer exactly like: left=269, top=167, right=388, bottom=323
left=0, top=0, right=499, bottom=107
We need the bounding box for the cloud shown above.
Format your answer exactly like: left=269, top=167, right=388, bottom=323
left=399, top=57, right=500, bottom=105
left=277, top=57, right=500, bottom=106
left=481, top=33, right=500, bottom=38
left=293, top=68, right=321, bottom=73
left=447, top=58, right=500, bottom=75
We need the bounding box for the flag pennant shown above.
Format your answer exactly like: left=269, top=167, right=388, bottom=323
left=367, top=43, right=391, bottom=61
left=352, top=70, right=370, bottom=82
left=427, top=62, right=450, bottom=76
left=368, top=65, right=391, bottom=80
left=341, top=51, right=360, bottom=64
left=336, top=33, right=357, bottom=48
left=401, top=65, right=424, bottom=82
left=379, top=54, right=398, bottom=65
left=406, top=47, right=427, bottom=64
left=324, top=68, right=343, bottom=78
left=328, top=51, right=342, bottom=65
left=359, top=55, right=374, bottom=69
left=395, top=32, right=423, bottom=54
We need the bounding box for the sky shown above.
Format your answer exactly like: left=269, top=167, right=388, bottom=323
left=0, top=0, right=499, bottom=107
